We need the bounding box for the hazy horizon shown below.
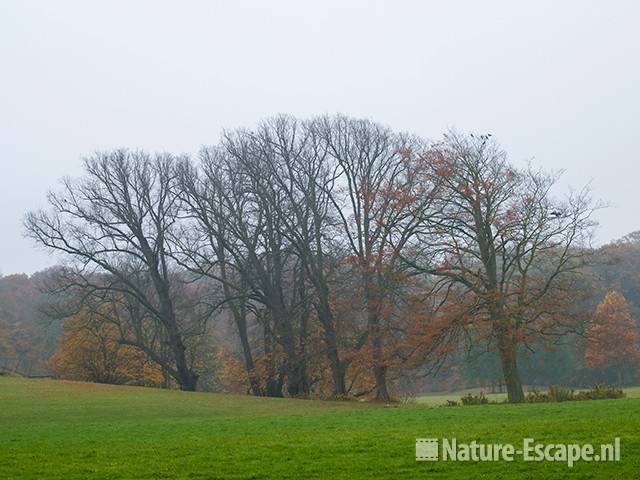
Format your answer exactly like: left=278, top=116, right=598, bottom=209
left=1, top=0, right=639, bottom=275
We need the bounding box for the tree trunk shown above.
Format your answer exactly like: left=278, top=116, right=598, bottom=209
left=282, top=335, right=308, bottom=397
left=317, top=300, right=347, bottom=395
left=239, top=329, right=262, bottom=396
left=364, top=271, right=391, bottom=402
left=272, top=303, right=308, bottom=397
left=234, top=310, right=262, bottom=396
left=263, top=320, right=283, bottom=397
left=168, top=331, right=198, bottom=391
left=497, top=333, right=525, bottom=403
left=327, top=343, right=347, bottom=396
left=371, top=318, right=391, bottom=401
left=265, top=377, right=284, bottom=397
left=160, top=295, right=198, bottom=391
left=373, top=364, right=390, bottom=401
left=218, top=251, right=262, bottom=396
left=145, top=248, right=199, bottom=392
left=286, top=361, right=307, bottom=396
left=296, top=294, right=311, bottom=396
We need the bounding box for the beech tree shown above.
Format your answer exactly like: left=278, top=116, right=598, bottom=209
left=405, top=132, right=598, bottom=402
left=585, top=290, right=640, bottom=385
left=50, top=307, right=164, bottom=386
left=313, top=115, right=439, bottom=401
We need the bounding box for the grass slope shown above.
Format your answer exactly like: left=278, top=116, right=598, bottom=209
left=1, top=377, right=639, bottom=479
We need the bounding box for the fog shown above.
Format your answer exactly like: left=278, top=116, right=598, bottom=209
left=1, top=0, right=638, bottom=274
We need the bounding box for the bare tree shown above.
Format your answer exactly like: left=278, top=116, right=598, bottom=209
left=25, top=150, right=201, bottom=390
left=176, top=155, right=265, bottom=395
left=245, top=116, right=350, bottom=395
left=177, top=136, right=310, bottom=396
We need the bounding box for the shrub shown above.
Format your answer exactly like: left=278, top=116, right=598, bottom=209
left=574, top=385, right=624, bottom=400
left=526, top=385, right=625, bottom=403
left=526, top=385, right=574, bottom=403
left=446, top=385, right=625, bottom=407
left=460, top=392, right=489, bottom=405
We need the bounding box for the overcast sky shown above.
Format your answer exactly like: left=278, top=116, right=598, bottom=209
left=1, top=1, right=639, bottom=275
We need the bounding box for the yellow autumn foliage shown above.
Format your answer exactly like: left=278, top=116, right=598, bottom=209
left=50, top=309, right=164, bottom=387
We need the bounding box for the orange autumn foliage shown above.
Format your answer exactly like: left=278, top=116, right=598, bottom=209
left=215, top=348, right=250, bottom=394
left=50, top=309, right=164, bottom=387
left=585, top=291, right=640, bottom=370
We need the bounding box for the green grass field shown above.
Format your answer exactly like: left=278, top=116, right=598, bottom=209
left=1, top=377, right=639, bottom=479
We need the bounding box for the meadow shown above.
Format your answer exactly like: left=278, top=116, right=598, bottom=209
left=1, top=376, right=639, bottom=479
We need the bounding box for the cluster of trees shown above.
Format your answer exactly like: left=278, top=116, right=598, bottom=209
left=440, top=234, right=640, bottom=392
left=453, top=290, right=640, bottom=392
left=21, top=114, right=617, bottom=403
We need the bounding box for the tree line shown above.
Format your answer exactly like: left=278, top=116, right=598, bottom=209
left=24, top=114, right=601, bottom=403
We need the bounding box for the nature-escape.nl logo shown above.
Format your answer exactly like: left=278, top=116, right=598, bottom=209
left=415, top=438, right=621, bottom=468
